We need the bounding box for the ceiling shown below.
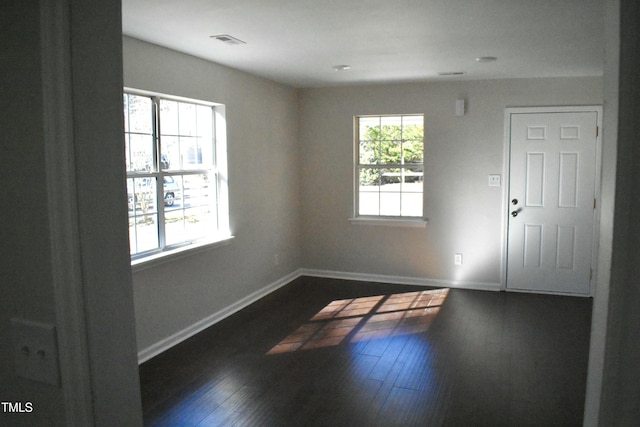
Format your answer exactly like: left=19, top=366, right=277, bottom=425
left=122, top=0, right=604, bottom=88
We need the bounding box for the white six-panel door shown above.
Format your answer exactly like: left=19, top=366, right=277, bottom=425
left=506, top=109, right=599, bottom=295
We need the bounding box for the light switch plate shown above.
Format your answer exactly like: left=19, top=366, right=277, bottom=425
left=488, top=174, right=501, bottom=187
left=11, top=318, right=60, bottom=386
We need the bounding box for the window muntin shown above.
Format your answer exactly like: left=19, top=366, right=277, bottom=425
left=124, top=91, right=226, bottom=259
left=355, top=115, right=424, bottom=218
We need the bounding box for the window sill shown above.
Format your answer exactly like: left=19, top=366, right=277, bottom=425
left=348, top=217, right=429, bottom=228
left=131, top=235, right=235, bottom=273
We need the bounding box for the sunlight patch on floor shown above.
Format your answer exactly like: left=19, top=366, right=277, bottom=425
left=267, top=288, right=449, bottom=355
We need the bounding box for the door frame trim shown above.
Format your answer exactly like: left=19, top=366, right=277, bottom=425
left=501, top=106, right=603, bottom=296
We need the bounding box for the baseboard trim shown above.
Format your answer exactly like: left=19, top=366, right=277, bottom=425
left=299, top=268, right=502, bottom=292
left=138, top=268, right=500, bottom=363
left=137, top=269, right=303, bottom=364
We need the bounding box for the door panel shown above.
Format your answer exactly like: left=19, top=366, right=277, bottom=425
left=507, top=111, right=597, bottom=295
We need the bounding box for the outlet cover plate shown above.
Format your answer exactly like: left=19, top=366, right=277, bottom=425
left=11, top=318, right=60, bottom=386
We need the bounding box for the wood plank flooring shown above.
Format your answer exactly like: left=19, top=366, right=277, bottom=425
left=139, top=276, right=592, bottom=426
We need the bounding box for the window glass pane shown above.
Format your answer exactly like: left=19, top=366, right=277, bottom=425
left=402, top=115, right=423, bottom=133
left=163, top=174, right=215, bottom=246
left=379, top=140, right=402, bottom=165
left=164, top=209, right=185, bottom=246
left=401, top=193, right=423, bottom=217
left=379, top=193, right=401, bottom=216
left=359, top=117, right=380, bottom=141
left=160, top=100, right=179, bottom=136
left=403, top=139, right=424, bottom=164
left=184, top=206, right=212, bottom=242
left=359, top=167, right=382, bottom=187
left=198, top=136, right=213, bottom=167
left=380, top=116, right=402, bottom=141
left=124, top=94, right=153, bottom=134
left=180, top=136, right=202, bottom=169
left=161, top=136, right=179, bottom=170
left=402, top=167, right=424, bottom=187
left=127, top=133, right=155, bottom=172
left=124, top=93, right=154, bottom=172
left=403, top=115, right=424, bottom=164
left=131, top=215, right=159, bottom=253
left=359, top=192, right=380, bottom=216
left=197, top=105, right=213, bottom=139
left=127, top=177, right=159, bottom=254
left=359, top=140, right=380, bottom=165
left=163, top=175, right=183, bottom=211
left=197, top=105, right=214, bottom=167
left=127, top=177, right=158, bottom=214
left=178, top=102, right=197, bottom=136
left=183, top=174, right=211, bottom=208
left=380, top=168, right=402, bottom=189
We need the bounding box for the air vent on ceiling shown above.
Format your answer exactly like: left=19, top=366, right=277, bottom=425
left=210, top=34, right=246, bottom=45
left=438, top=72, right=465, bottom=76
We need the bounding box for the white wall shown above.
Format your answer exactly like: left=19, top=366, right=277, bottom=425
left=123, top=37, right=301, bottom=354
left=298, top=78, right=603, bottom=287
left=2, top=1, right=142, bottom=426
left=124, top=43, right=604, bottom=355
left=0, top=3, right=64, bottom=425
left=596, top=0, right=640, bottom=423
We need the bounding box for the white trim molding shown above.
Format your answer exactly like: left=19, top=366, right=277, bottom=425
left=300, top=269, right=501, bottom=291
left=137, top=269, right=300, bottom=363
left=348, top=217, right=429, bottom=228
left=41, top=0, right=94, bottom=424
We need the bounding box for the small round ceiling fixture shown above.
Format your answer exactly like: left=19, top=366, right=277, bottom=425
left=332, top=64, right=351, bottom=71
left=475, top=56, right=498, bottom=63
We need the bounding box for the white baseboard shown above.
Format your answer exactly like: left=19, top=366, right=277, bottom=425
left=138, top=268, right=500, bottom=363
left=137, top=269, right=303, bottom=363
left=299, top=268, right=502, bottom=292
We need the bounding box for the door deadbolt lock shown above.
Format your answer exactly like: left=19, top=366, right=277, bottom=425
left=512, top=199, right=518, bottom=205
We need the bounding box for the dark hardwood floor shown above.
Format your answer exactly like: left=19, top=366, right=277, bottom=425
left=139, top=276, right=592, bottom=426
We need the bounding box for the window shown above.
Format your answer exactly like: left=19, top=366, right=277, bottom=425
left=355, top=114, right=424, bottom=218
left=123, top=90, right=230, bottom=260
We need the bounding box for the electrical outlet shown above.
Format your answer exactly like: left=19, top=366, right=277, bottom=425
left=454, top=253, right=463, bottom=265
left=488, top=174, right=501, bottom=187
left=11, top=319, right=60, bottom=386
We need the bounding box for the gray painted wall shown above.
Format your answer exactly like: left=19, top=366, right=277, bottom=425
left=0, top=3, right=64, bottom=425
left=125, top=37, right=604, bottom=354
left=598, top=0, right=640, bottom=423
left=5, top=1, right=636, bottom=424
left=1, top=1, right=142, bottom=426
left=123, top=37, right=302, bottom=353
left=298, top=78, right=603, bottom=286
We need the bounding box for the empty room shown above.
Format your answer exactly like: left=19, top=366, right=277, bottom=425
left=2, top=0, right=639, bottom=426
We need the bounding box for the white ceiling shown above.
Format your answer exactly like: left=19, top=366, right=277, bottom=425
left=122, top=0, right=604, bottom=88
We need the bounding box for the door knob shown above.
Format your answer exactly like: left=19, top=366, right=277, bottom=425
left=511, top=211, right=518, bottom=217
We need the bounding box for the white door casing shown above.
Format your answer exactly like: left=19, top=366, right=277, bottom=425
left=505, top=107, right=601, bottom=295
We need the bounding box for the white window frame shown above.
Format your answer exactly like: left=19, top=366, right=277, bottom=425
left=124, top=88, right=232, bottom=269
left=350, top=114, right=428, bottom=228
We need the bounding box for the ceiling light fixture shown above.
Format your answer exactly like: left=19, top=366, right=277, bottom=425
left=475, top=56, right=498, bottom=63
left=332, top=65, right=351, bottom=71
left=210, top=34, right=246, bottom=45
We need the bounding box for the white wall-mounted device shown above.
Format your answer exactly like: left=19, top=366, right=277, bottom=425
left=455, top=99, right=465, bottom=116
